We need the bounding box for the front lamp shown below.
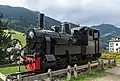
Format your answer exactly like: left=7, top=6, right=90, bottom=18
left=29, top=31, right=34, bottom=38
left=27, top=29, right=35, bottom=38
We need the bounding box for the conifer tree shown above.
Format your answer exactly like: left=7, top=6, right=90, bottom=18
left=0, top=12, right=11, bottom=64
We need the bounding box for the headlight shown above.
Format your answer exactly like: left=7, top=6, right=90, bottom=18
left=29, top=31, right=34, bottom=38
left=27, top=29, right=35, bottom=38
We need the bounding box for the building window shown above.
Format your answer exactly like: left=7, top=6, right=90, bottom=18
left=116, top=49, right=119, bottom=52
left=116, top=43, right=118, bottom=46
left=110, top=48, right=114, bottom=52
left=112, top=48, right=114, bottom=51
left=110, top=43, right=114, bottom=47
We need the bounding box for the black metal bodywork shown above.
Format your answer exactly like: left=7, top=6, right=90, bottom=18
left=24, top=13, right=102, bottom=71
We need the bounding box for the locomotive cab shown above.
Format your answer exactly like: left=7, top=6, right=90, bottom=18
left=87, top=28, right=100, bottom=40
left=93, top=29, right=100, bottom=40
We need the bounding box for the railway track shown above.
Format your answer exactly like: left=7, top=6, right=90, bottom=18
left=4, top=58, right=116, bottom=81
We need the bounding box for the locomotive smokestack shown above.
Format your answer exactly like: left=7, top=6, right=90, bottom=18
left=38, top=13, right=45, bottom=29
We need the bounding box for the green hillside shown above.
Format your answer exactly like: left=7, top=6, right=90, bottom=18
left=0, top=5, right=79, bottom=33
left=4, top=30, right=26, bottom=47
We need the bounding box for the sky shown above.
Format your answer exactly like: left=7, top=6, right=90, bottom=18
left=0, top=0, right=120, bottom=26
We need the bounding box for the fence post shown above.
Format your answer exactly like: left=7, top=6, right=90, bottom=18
left=5, top=75, right=9, bottom=81
left=67, top=65, right=71, bottom=80
left=108, top=58, right=111, bottom=68
left=74, top=64, right=78, bottom=78
left=88, top=62, right=91, bottom=71
left=16, top=72, right=21, bottom=81
left=17, top=74, right=21, bottom=81
left=48, top=69, right=52, bottom=81
left=101, top=60, right=104, bottom=69
left=5, top=74, right=10, bottom=81
left=98, top=59, right=101, bottom=69
left=113, top=58, right=116, bottom=66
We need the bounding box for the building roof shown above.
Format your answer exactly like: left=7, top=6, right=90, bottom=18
left=109, top=40, right=120, bottom=42
left=109, top=36, right=120, bottom=42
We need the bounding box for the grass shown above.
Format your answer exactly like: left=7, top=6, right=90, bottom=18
left=64, top=69, right=105, bottom=81
left=12, top=32, right=26, bottom=47
left=4, top=30, right=26, bottom=47
left=0, top=66, right=26, bottom=74
left=116, top=58, right=120, bottom=63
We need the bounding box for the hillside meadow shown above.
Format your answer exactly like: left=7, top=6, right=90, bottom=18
left=4, top=30, right=26, bottom=47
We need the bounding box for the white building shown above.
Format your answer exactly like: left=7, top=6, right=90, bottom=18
left=109, top=36, right=120, bottom=52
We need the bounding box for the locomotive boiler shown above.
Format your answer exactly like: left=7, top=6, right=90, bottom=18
left=24, top=13, right=102, bottom=72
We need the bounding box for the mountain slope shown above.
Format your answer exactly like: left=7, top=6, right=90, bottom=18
left=92, top=24, right=120, bottom=49
left=0, top=5, right=78, bottom=33
left=92, top=24, right=120, bottom=35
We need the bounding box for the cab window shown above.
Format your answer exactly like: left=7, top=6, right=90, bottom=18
left=93, top=30, right=99, bottom=39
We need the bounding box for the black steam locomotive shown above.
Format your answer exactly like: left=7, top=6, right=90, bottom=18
left=24, top=13, right=102, bottom=72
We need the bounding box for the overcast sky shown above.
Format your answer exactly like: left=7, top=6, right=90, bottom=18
left=0, top=0, right=120, bottom=27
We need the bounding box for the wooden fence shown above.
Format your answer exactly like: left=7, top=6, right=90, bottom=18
left=0, top=58, right=116, bottom=81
